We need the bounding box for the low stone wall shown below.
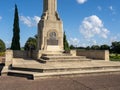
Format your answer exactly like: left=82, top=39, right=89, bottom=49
left=13, top=50, right=28, bottom=58
left=5, top=50, right=29, bottom=66
left=32, top=50, right=44, bottom=59
left=76, top=50, right=109, bottom=61
left=5, top=50, right=109, bottom=62
left=5, top=50, right=43, bottom=60
left=32, top=50, right=38, bottom=59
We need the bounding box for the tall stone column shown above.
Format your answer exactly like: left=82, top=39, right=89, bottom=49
left=44, top=0, right=57, bottom=14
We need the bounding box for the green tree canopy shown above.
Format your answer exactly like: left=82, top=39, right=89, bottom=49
left=91, top=45, right=100, bottom=50
left=0, top=39, right=6, bottom=52
left=111, top=41, right=120, bottom=54
left=100, top=44, right=110, bottom=50
left=70, top=45, right=75, bottom=49
left=24, top=37, right=37, bottom=50
left=86, top=46, right=90, bottom=50
left=11, top=4, right=20, bottom=50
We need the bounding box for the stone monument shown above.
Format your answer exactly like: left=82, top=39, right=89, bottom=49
left=1, top=0, right=111, bottom=79
left=37, top=0, right=63, bottom=52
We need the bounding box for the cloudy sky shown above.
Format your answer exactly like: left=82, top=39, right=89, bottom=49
left=0, top=0, right=120, bottom=48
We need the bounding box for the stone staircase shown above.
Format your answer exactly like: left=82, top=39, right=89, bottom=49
left=39, top=53, right=91, bottom=63
left=4, top=53, right=120, bottom=80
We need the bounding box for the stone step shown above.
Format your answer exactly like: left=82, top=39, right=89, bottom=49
left=33, top=69, right=120, bottom=80
left=8, top=70, right=34, bottom=79
left=38, top=58, right=91, bottom=63
left=8, top=69, right=120, bottom=80
left=39, top=66, right=120, bottom=73
left=9, top=58, right=120, bottom=80
left=42, top=51, right=64, bottom=54
left=11, top=65, right=120, bottom=73
left=11, top=67, right=44, bottom=73
left=41, top=56, right=87, bottom=60
left=42, top=53, right=72, bottom=56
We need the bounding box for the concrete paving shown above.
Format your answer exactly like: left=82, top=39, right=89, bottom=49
left=0, top=74, right=120, bottom=90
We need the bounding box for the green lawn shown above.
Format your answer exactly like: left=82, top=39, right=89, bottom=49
left=110, top=54, right=120, bottom=61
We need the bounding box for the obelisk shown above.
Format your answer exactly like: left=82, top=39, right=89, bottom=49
left=37, top=0, right=63, bottom=52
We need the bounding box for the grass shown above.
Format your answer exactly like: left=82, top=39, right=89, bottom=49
left=110, top=54, right=120, bottom=61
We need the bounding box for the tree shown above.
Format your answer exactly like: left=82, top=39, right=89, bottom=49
left=24, top=37, right=37, bottom=50
left=100, top=44, right=110, bottom=50
left=111, top=41, right=120, bottom=54
left=70, top=45, right=75, bottom=49
left=11, top=4, right=20, bottom=50
left=34, top=34, right=38, bottom=39
left=77, top=47, right=85, bottom=49
left=91, top=45, right=100, bottom=50
left=63, top=32, right=70, bottom=51
left=0, top=39, right=6, bottom=52
left=86, top=46, right=90, bottom=50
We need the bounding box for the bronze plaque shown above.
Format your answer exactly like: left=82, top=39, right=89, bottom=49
left=47, top=39, right=58, bottom=45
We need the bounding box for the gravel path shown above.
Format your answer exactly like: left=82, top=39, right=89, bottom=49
left=0, top=74, right=120, bottom=90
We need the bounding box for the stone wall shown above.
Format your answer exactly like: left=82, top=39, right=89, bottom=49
left=76, top=50, right=109, bottom=61
left=5, top=50, right=43, bottom=60
left=13, top=50, right=28, bottom=58
left=5, top=50, right=109, bottom=62
left=32, top=50, right=39, bottom=59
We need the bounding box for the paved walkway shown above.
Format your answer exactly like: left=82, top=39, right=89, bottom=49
left=0, top=74, right=120, bottom=90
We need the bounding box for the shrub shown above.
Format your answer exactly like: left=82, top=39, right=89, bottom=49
left=0, top=52, right=5, bottom=57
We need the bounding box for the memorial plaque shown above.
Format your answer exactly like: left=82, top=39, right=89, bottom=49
left=47, top=32, right=58, bottom=45
left=47, top=39, right=58, bottom=45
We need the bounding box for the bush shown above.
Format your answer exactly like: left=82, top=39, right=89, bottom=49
left=24, top=37, right=37, bottom=50
left=0, top=52, right=5, bottom=57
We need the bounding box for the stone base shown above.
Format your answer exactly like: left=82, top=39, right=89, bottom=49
left=46, top=45, right=63, bottom=52
left=7, top=58, right=120, bottom=80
